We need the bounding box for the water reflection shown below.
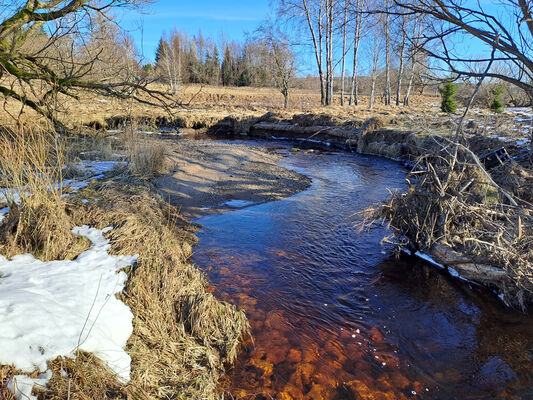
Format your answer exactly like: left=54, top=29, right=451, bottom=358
left=192, top=142, right=533, bottom=400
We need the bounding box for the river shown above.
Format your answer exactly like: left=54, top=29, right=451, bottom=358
left=191, top=139, right=533, bottom=400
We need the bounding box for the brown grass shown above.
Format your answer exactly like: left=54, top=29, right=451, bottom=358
left=0, top=127, right=90, bottom=261
left=0, top=129, right=249, bottom=399
left=82, top=180, right=249, bottom=399
left=124, top=127, right=169, bottom=179
left=0, top=366, right=16, bottom=400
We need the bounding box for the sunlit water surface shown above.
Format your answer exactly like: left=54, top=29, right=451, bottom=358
left=192, top=140, right=533, bottom=400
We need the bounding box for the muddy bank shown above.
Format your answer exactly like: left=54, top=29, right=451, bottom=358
left=155, top=140, right=311, bottom=218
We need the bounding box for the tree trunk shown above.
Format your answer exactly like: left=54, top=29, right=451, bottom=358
left=395, top=14, right=407, bottom=106
left=369, top=36, right=379, bottom=109
left=384, top=0, right=391, bottom=106
left=325, top=0, right=334, bottom=105
left=302, top=0, right=326, bottom=105
left=340, top=0, right=348, bottom=106
left=404, top=67, right=415, bottom=106
left=349, top=0, right=363, bottom=106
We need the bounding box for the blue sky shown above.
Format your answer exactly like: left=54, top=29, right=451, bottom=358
left=117, top=0, right=271, bottom=63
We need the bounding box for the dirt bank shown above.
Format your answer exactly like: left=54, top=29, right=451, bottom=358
left=155, top=140, right=311, bottom=218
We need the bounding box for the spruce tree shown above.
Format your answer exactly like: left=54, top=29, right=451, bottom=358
left=221, top=46, right=233, bottom=86
left=490, top=85, right=504, bottom=113
left=155, top=37, right=170, bottom=69
left=440, top=82, right=457, bottom=113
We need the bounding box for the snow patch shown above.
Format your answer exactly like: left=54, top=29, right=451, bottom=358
left=0, top=226, right=138, bottom=386
left=221, top=199, right=256, bottom=208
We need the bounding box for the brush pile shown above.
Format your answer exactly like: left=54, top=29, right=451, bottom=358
left=367, top=138, right=533, bottom=310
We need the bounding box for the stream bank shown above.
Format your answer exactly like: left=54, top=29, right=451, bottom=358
left=188, top=140, right=533, bottom=399
left=198, top=113, right=533, bottom=310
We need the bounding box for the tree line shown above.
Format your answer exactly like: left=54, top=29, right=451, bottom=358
left=0, top=0, right=530, bottom=126
left=152, top=28, right=295, bottom=106
left=276, top=0, right=532, bottom=107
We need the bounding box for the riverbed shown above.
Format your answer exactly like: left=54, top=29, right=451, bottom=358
left=189, top=138, right=533, bottom=400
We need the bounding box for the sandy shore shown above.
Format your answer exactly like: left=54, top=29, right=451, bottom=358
left=155, top=139, right=311, bottom=218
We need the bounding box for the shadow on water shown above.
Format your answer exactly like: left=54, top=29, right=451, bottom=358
left=191, top=139, right=533, bottom=400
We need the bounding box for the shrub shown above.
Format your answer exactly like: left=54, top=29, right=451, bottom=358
left=490, top=85, right=504, bottom=113
left=440, top=82, right=457, bottom=113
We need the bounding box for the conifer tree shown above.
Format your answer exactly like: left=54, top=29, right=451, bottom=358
left=440, top=82, right=457, bottom=113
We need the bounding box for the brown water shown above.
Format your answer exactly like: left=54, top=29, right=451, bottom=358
left=192, top=140, right=533, bottom=400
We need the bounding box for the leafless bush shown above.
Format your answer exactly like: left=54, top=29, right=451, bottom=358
left=362, top=140, right=533, bottom=309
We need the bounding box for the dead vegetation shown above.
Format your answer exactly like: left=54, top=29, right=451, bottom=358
left=0, top=127, right=91, bottom=261
left=0, top=129, right=250, bottom=399
left=363, top=138, right=533, bottom=310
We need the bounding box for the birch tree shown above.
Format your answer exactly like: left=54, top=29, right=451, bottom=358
left=383, top=0, right=392, bottom=105
left=340, top=0, right=349, bottom=105
left=395, top=10, right=408, bottom=105
left=280, top=0, right=327, bottom=104
left=349, top=0, right=365, bottom=105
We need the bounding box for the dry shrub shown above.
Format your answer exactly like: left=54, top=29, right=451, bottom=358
left=0, top=127, right=87, bottom=261
left=124, top=127, right=168, bottom=179
left=365, top=142, right=533, bottom=309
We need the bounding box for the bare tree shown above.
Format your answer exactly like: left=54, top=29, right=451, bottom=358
left=0, top=0, right=173, bottom=129
left=340, top=0, right=349, bottom=105
left=403, top=11, right=424, bottom=106
left=256, top=23, right=296, bottom=108
left=395, top=0, right=533, bottom=102
left=369, top=25, right=382, bottom=109
left=280, top=0, right=327, bottom=104
left=395, top=9, right=408, bottom=105
left=325, top=0, right=334, bottom=105
left=349, top=0, right=365, bottom=105
left=383, top=0, right=392, bottom=105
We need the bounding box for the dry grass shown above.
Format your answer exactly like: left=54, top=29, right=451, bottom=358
left=0, top=127, right=249, bottom=399
left=0, top=366, right=16, bottom=400
left=81, top=181, right=249, bottom=399
left=124, top=127, right=169, bottom=179
left=362, top=139, right=533, bottom=309
left=0, top=127, right=90, bottom=261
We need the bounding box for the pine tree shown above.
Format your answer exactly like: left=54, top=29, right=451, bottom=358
left=212, top=44, right=220, bottom=85
left=155, top=37, right=170, bottom=69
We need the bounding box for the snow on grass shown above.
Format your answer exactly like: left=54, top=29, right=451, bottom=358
left=0, top=161, right=122, bottom=204
left=8, top=370, right=52, bottom=400
left=0, top=225, right=138, bottom=394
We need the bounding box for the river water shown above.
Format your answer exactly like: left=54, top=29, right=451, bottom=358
left=191, top=140, right=533, bottom=400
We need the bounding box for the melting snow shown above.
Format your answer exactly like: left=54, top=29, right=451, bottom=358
left=0, top=225, right=138, bottom=396
left=0, top=161, right=121, bottom=204
left=221, top=199, right=256, bottom=208
left=8, top=370, right=52, bottom=400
